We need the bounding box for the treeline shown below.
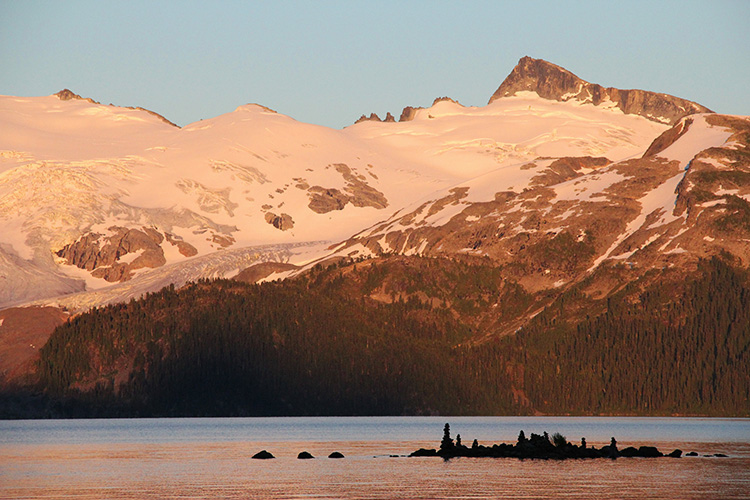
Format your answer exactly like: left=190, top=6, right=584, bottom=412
left=15, top=255, right=750, bottom=417
left=511, top=257, right=750, bottom=415
left=35, top=258, right=523, bottom=417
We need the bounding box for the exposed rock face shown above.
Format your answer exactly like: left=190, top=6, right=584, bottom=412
left=643, top=118, right=694, bottom=157
left=55, top=226, right=170, bottom=282
left=354, top=113, right=383, bottom=124
left=432, top=96, right=461, bottom=106
left=54, top=89, right=93, bottom=102
left=399, top=106, right=421, bottom=122
left=165, top=233, right=198, bottom=257
left=307, top=164, right=388, bottom=214
left=354, top=112, right=396, bottom=124
left=489, top=57, right=712, bottom=125
left=308, top=187, right=350, bottom=213
left=264, top=212, right=295, bottom=231
left=355, top=98, right=457, bottom=125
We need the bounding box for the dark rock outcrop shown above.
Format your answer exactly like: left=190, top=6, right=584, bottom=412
left=55, top=226, right=172, bottom=282
left=489, top=56, right=712, bottom=125
left=252, top=450, right=275, bottom=459
left=54, top=89, right=95, bottom=103
left=164, top=233, right=198, bottom=257
left=643, top=117, right=694, bottom=157
left=307, top=187, right=350, bottom=213
left=328, top=451, right=345, bottom=459
left=297, top=451, right=315, bottom=459
left=354, top=113, right=383, bottom=124
left=432, top=96, right=461, bottom=106
left=354, top=112, right=396, bottom=124
left=399, top=106, right=422, bottom=122
left=307, top=164, right=388, bottom=214
left=264, top=212, right=295, bottom=231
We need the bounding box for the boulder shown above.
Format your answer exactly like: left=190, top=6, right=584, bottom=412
left=409, top=448, right=438, bottom=457
left=637, top=446, right=663, bottom=458
left=251, top=450, right=275, bottom=459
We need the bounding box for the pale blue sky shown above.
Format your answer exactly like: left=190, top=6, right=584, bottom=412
left=1, top=0, right=748, bottom=128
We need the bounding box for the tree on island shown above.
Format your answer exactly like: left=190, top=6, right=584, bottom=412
left=552, top=432, right=568, bottom=448
left=440, top=423, right=454, bottom=452
left=517, top=430, right=527, bottom=445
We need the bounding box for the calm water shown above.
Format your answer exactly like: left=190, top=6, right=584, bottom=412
left=1, top=417, right=748, bottom=499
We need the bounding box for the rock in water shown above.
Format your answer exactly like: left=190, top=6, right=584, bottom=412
left=252, top=450, right=275, bottom=459
left=328, top=451, right=345, bottom=459
left=297, top=451, right=314, bottom=459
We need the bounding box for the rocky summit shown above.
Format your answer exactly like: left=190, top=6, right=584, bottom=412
left=489, top=56, right=712, bottom=125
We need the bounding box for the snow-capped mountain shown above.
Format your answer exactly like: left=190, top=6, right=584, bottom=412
left=0, top=57, right=746, bottom=313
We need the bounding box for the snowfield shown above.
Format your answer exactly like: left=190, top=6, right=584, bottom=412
left=0, top=87, right=740, bottom=310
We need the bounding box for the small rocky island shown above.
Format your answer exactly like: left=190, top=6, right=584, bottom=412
left=410, top=423, right=684, bottom=460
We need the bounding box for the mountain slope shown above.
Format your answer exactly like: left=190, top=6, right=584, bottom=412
left=23, top=254, right=750, bottom=417
left=2, top=57, right=749, bottom=415
left=329, top=112, right=748, bottom=301
left=0, top=59, right=679, bottom=311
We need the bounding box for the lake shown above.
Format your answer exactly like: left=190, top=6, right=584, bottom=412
left=1, top=416, right=748, bottom=499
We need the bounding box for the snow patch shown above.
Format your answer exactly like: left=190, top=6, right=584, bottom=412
left=658, top=115, right=734, bottom=168
left=117, top=249, right=143, bottom=265
left=553, top=170, right=627, bottom=202
left=588, top=170, right=686, bottom=271
left=258, top=269, right=296, bottom=283
left=700, top=199, right=727, bottom=208
left=716, top=187, right=739, bottom=197
left=664, top=247, right=687, bottom=255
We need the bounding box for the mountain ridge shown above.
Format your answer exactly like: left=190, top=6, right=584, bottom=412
left=1, top=57, right=748, bottom=402
left=54, top=88, right=179, bottom=128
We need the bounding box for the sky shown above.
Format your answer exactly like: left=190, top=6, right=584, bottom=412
left=1, top=0, right=748, bottom=129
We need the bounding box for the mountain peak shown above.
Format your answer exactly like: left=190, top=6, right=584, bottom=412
left=54, top=88, right=95, bottom=103
left=490, top=57, right=580, bottom=101
left=489, top=56, right=712, bottom=125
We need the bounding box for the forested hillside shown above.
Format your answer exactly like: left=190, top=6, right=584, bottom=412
left=0, top=255, right=742, bottom=418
